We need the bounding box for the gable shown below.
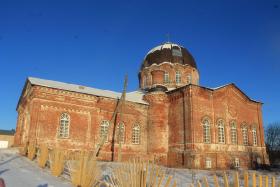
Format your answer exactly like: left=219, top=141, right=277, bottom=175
left=214, top=83, right=262, bottom=104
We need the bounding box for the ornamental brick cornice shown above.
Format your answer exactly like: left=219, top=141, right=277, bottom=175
left=40, top=104, right=90, bottom=114
left=36, top=86, right=98, bottom=102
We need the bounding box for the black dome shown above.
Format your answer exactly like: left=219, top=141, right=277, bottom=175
left=141, top=42, right=197, bottom=70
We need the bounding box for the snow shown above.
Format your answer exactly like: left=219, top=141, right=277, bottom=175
left=0, top=148, right=72, bottom=187
left=145, top=42, right=183, bottom=58
left=26, top=77, right=148, bottom=105
left=1, top=148, right=279, bottom=187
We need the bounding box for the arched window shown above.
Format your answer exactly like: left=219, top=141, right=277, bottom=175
left=132, top=124, right=141, bottom=144
left=100, top=120, right=110, bottom=141
left=230, top=121, right=237, bottom=144
left=59, top=113, right=70, bottom=138
left=164, top=72, right=169, bottom=83
left=202, top=117, right=211, bottom=143
left=242, top=125, right=248, bottom=145
left=116, top=122, right=125, bottom=144
left=252, top=126, right=257, bottom=146
left=217, top=119, right=225, bottom=143
left=186, top=74, right=192, bottom=84
left=175, top=71, right=181, bottom=84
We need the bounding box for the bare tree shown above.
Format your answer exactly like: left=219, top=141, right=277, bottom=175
left=265, top=122, right=280, bottom=164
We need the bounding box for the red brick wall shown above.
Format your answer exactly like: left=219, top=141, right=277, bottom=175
left=15, top=85, right=149, bottom=161
left=144, top=91, right=169, bottom=165
left=14, top=81, right=269, bottom=169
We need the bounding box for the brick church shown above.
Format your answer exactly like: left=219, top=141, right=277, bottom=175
left=14, top=42, right=269, bottom=169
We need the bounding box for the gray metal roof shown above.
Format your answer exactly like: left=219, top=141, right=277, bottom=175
left=28, top=77, right=148, bottom=105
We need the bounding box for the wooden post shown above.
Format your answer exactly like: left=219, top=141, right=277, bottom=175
left=117, top=75, right=128, bottom=162
left=252, top=172, right=256, bottom=187
left=197, top=180, right=202, bottom=187
left=203, top=176, right=209, bottom=187
left=259, top=175, right=263, bottom=187
left=164, top=176, right=173, bottom=187
left=214, top=175, right=220, bottom=187
left=244, top=172, right=249, bottom=187
left=265, top=176, right=269, bottom=187
left=223, top=172, right=229, bottom=187
left=234, top=172, right=240, bottom=187
left=272, top=177, right=275, bottom=187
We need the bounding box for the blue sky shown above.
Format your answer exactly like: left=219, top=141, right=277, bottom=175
left=0, top=0, right=279, bottom=130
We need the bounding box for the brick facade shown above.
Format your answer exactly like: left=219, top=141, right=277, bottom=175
left=14, top=43, right=269, bottom=169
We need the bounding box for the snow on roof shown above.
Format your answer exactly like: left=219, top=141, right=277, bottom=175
left=28, top=77, right=148, bottom=105
left=211, top=83, right=232, bottom=90
left=145, top=42, right=182, bottom=58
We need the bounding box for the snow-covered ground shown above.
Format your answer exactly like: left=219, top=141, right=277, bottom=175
left=0, top=148, right=72, bottom=187
left=0, top=148, right=279, bottom=187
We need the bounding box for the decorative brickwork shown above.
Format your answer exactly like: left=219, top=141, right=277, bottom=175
left=14, top=42, right=269, bottom=169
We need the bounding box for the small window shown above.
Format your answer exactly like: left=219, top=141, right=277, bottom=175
left=116, top=122, right=125, bottom=144
left=59, top=113, right=70, bottom=138
left=186, top=75, right=192, bottom=84
left=202, top=118, right=211, bottom=143
left=217, top=119, right=225, bottom=144
left=100, top=120, right=110, bottom=142
left=242, top=125, right=248, bottom=145
left=132, top=124, right=141, bottom=144
left=175, top=71, right=181, bottom=84
left=230, top=121, right=237, bottom=144
left=234, top=158, right=240, bottom=168
left=205, top=158, right=212, bottom=169
left=143, top=76, right=147, bottom=88
left=252, top=127, right=257, bottom=146
left=164, top=72, right=169, bottom=84
left=172, top=49, right=182, bottom=57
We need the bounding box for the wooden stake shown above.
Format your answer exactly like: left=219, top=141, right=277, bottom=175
left=252, top=172, right=256, bottom=187
left=259, top=175, right=263, bottom=187
left=234, top=172, right=240, bottom=187
left=272, top=176, right=275, bottom=187
left=197, top=180, right=202, bottom=187
left=213, top=175, right=220, bottom=187
left=223, top=172, right=229, bottom=187
left=265, top=176, right=269, bottom=187
left=203, top=176, right=209, bottom=187
left=244, top=172, right=249, bottom=187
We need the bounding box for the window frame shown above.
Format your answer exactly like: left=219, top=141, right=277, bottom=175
left=241, top=124, right=248, bottom=145
left=217, top=119, right=225, bottom=144
left=205, top=157, right=212, bottom=169
left=116, top=122, right=125, bottom=144
left=100, top=120, right=110, bottom=142
left=234, top=158, right=240, bottom=168
left=230, top=121, right=238, bottom=144
left=175, top=71, right=181, bottom=84
left=132, top=124, right=141, bottom=145
left=164, top=72, right=169, bottom=84
left=186, top=74, right=192, bottom=84
left=202, top=117, right=211, bottom=144
left=59, top=113, right=70, bottom=138
left=252, top=126, right=257, bottom=146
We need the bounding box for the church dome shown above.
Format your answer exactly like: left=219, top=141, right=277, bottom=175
left=140, top=42, right=197, bottom=70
